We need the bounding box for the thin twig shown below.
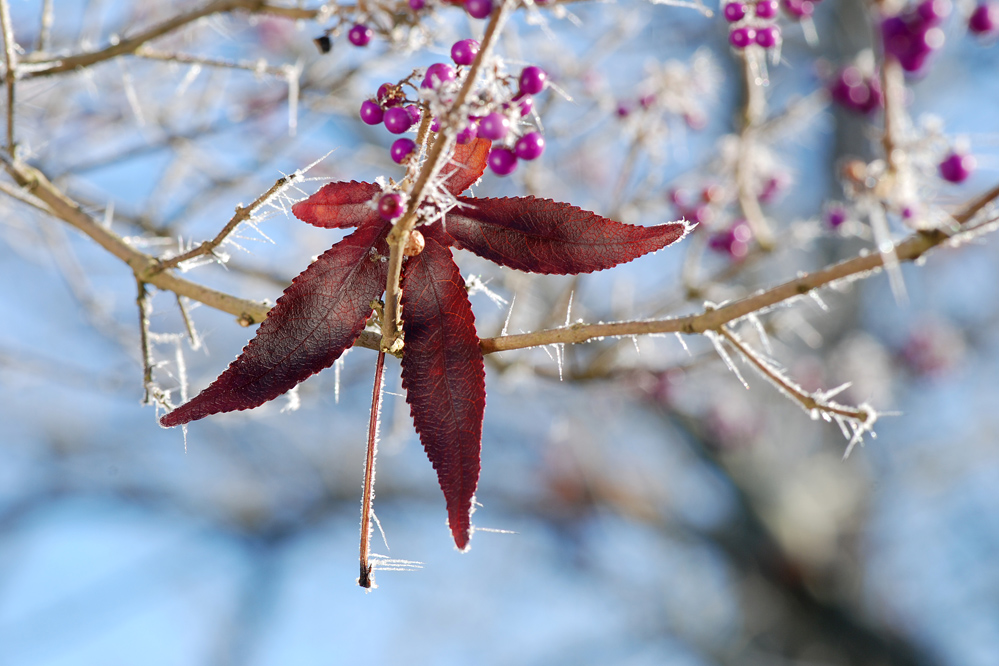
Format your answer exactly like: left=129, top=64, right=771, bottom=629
left=879, top=56, right=905, bottom=177
left=19, top=0, right=325, bottom=79
left=134, top=47, right=288, bottom=77
left=0, top=0, right=17, bottom=156
left=358, top=349, right=386, bottom=589
left=379, top=0, right=514, bottom=352
left=718, top=326, right=868, bottom=422
left=0, top=152, right=272, bottom=325
left=37, top=0, right=54, bottom=52
left=154, top=173, right=295, bottom=272
left=136, top=278, right=169, bottom=408
left=736, top=53, right=774, bottom=250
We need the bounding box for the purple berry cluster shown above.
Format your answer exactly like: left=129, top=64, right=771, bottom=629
left=724, top=0, right=782, bottom=51
left=483, top=66, right=549, bottom=176
left=969, top=1, right=999, bottom=36
left=708, top=220, right=753, bottom=259
left=829, top=65, right=883, bottom=114
left=356, top=39, right=550, bottom=178
left=881, top=0, right=951, bottom=73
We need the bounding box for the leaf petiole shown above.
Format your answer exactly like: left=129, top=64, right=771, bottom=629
left=358, top=349, right=386, bottom=589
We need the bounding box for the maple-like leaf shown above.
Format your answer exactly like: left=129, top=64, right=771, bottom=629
left=162, top=138, right=688, bottom=549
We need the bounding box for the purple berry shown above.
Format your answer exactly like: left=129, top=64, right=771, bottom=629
left=689, top=204, right=715, bottom=225
left=406, top=105, right=422, bottom=126
left=514, top=132, right=545, bottom=160
left=348, top=24, right=372, bottom=47
left=390, top=138, right=417, bottom=164
left=969, top=2, right=999, bottom=34
left=830, top=67, right=883, bottom=114
left=755, top=0, right=779, bottom=18
left=465, top=0, right=493, bottom=19
left=378, top=193, right=405, bottom=220
left=724, top=2, right=747, bottom=21
left=377, top=83, right=392, bottom=103
left=616, top=102, right=632, bottom=118
left=519, top=66, right=548, bottom=95
left=826, top=206, right=847, bottom=228
left=422, top=63, right=456, bottom=89
left=939, top=152, right=976, bottom=183
left=916, top=0, right=951, bottom=25
left=430, top=117, right=441, bottom=132
left=708, top=221, right=753, bottom=259
left=409, top=0, right=425, bottom=9
left=508, top=94, right=534, bottom=117
left=478, top=112, right=510, bottom=141
left=755, top=25, right=780, bottom=48
left=640, top=94, right=656, bottom=109
left=729, top=26, right=756, bottom=48
left=782, top=0, right=814, bottom=18
left=384, top=106, right=414, bottom=134
left=359, top=99, right=384, bottom=125
left=488, top=146, right=518, bottom=176
left=456, top=122, right=479, bottom=145
left=451, top=39, right=480, bottom=66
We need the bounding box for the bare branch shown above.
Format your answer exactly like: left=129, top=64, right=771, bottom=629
left=19, top=0, right=326, bottom=79
left=0, top=0, right=17, bottom=156
left=0, top=153, right=272, bottom=325
left=153, top=173, right=298, bottom=272
left=479, top=183, right=999, bottom=355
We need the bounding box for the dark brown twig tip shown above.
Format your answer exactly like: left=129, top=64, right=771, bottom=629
left=358, top=563, right=373, bottom=589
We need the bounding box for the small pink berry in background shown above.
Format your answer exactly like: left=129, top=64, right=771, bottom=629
left=377, top=193, right=405, bottom=220
left=451, top=39, right=480, bottom=66
left=348, top=24, right=372, bottom=47
left=755, top=0, right=779, bottom=19
left=729, top=26, right=756, bottom=48
left=969, top=2, right=999, bottom=34
left=709, top=221, right=753, bottom=259
left=359, top=99, right=384, bottom=125
left=488, top=147, right=518, bottom=176
left=465, top=0, right=493, bottom=19
left=829, top=66, right=883, bottom=114
left=782, top=0, right=814, bottom=18
left=826, top=206, right=847, bottom=229
left=408, top=0, right=425, bottom=10
left=916, top=0, right=951, bottom=25
left=755, top=25, right=781, bottom=48
left=939, top=152, right=976, bottom=183
left=723, top=2, right=747, bottom=21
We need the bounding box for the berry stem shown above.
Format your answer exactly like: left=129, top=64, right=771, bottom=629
left=380, top=0, right=514, bottom=352
left=736, top=54, right=775, bottom=251
left=879, top=56, right=906, bottom=178
left=358, top=349, right=386, bottom=589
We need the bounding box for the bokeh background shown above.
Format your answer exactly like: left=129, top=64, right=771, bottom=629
left=1, top=1, right=998, bottom=664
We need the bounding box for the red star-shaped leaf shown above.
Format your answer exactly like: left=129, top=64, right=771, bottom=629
left=162, top=138, right=688, bottom=549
